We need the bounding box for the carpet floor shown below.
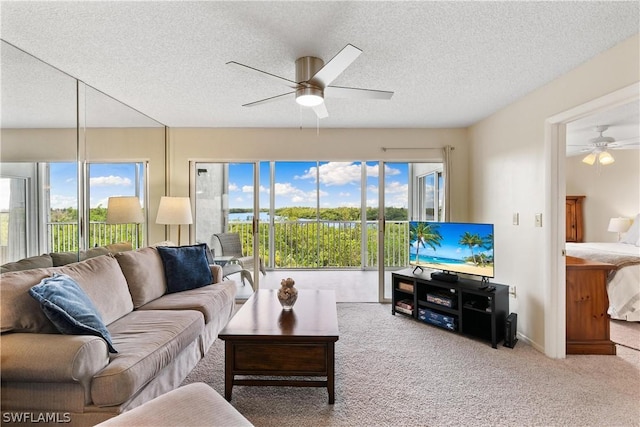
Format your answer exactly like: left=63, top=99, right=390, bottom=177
left=183, top=303, right=640, bottom=427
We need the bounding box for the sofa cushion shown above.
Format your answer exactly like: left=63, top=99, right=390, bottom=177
left=58, top=255, right=134, bottom=325
left=157, top=244, right=213, bottom=293
left=138, top=282, right=237, bottom=324
left=104, top=242, right=134, bottom=254
left=115, top=247, right=167, bottom=309
left=0, top=333, right=109, bottom=383
left=83, top=246, right=111, bottom=259
left=51, top=251, right=81, bottom=267
left=0, top=268, right=58, bottom=333
left=0, top=254, right=53, bottom=273
left=28, top=273, right=117, bottom=353
left=91, top=310, right=204, bottom=407
left=50, top=243, right=133, bottom=267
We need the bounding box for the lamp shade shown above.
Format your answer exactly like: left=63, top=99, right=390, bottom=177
left=608, top=217, right=631, bottom=233
left=106, top=196, right=144, bottom=224
left=581, top=152, right=597, bottom=165
left=582, top=150, right=615, bottom=166
left=156, top=196, right=193, bottom=225
left=598, top=151, right=615, bottom=165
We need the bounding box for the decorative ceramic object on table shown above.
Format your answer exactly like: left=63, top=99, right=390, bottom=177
left=277, top=277, right=298, bottom=310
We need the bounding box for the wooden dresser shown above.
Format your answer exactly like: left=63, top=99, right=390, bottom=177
left=565, top=256, right=616, bottom=355
left=566, top=196, right=585, bottom=242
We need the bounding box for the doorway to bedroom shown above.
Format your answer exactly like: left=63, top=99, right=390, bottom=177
left=546, top=83, right=639, bottom=358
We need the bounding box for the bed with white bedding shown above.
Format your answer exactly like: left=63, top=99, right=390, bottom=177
left=565, top=240, right=640, bottom=322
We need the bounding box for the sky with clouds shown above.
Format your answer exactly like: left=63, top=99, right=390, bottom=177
left=9, top=163, right=143, bottom=210
left=228, top=161, right=408, bottom=210
left=1, top=161, right=409, bottom=211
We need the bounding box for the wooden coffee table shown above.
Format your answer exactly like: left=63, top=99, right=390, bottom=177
left=218, top=289, right=339, bottom=403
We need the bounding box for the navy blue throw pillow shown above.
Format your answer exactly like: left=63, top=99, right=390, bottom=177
left=29, top=273, right=117, bottom=353
left=157, top=244, right=213, bottom=293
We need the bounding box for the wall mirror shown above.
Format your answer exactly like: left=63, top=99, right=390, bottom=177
left=1, top=40, right=166, bottom=268
left=1, top=41, right=79, bottom=265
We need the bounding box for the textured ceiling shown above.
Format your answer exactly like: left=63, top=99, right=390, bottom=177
left=1, top=1, right=639, bottom=130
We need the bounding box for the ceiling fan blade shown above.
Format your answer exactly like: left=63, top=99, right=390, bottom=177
left=242, top=91, right=296, bottom=107
left=610, top=136, right=640, bottom=147
left=309, top=44, right=362, bottom=88
left=227, top=61, right=299, bottom=88
left=325, top=85, right=394, bottom=100
left=611, top=143, right=640, bottom=150
left=312, top=102, right=328, bottom=119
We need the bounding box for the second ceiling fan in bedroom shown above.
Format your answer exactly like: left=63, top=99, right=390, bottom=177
left=570, top=125, right=640, bottom=166
left=227, top=44, right=394, bottom=119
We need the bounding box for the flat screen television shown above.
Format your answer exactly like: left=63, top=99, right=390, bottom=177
left=409, top=221, right=494, bottom=281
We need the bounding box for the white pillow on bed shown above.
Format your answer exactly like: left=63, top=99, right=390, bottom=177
left=621, top=214, right=640, bottom=245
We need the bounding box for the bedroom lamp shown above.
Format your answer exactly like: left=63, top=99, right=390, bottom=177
left=607, top=217, right=631, bottom=241
left=106, top=196, right=144, bottom=248
left=156, top=196, right=193, bottom=245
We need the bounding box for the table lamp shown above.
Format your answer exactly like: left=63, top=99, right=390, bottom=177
left=156, top=196, right=193, bottom=245
left=607, top=217, right=631, bottom=241
left=106, top=196, right=144, bottom=247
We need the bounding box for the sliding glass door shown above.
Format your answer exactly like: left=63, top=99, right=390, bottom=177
left=194, top=161, right=258, bottom=299
left=193, top=159, right=445, bottom=302
left=380, top=162, right=444, bottom=301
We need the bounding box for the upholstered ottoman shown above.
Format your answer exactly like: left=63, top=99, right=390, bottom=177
left=96, top=383, right=252, bottom=426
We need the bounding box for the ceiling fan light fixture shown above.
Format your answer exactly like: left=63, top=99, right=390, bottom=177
left=582, top=152, right=597, bottom=165
left=295, top=87, right=324, bottom=107
left=598, top=150, right=615, bottom=165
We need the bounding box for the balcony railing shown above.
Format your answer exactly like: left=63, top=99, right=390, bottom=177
left=228, top=220, right=409, bottom=269
left=47, top=222, right=143, bottom=252
left=46, top=220, right=409, bottom=268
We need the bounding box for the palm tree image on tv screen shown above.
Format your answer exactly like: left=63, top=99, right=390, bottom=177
left=409, top=222, right=494, bottom=278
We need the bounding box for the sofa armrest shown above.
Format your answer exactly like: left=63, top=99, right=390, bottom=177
left=1, top=333, right=109, bottom=383
left=209, top=264, right=223, bottom=284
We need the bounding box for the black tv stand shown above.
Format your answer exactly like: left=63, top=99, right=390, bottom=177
left=392, top=268, right=509, bottom=348
left=412, top=266, right=424, bottom=274
left=430, top=271, right=458, bottom=283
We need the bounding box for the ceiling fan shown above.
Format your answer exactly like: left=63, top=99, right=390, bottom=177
left=568, top=125, right=640, bottom=166
left=227, top=44, right=393, bottom=119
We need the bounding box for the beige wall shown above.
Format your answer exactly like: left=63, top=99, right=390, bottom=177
left=167, top=127, right=471, bottom=243
left=566, top=151, right=640, bottom=242
left=1, top=128, right=77, bottom=161
left=468, top=34, right=639, bottom=351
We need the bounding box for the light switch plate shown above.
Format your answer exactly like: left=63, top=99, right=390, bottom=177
left=535, top=213, right=543, bottom=227
left=513, top=213, right=519, bottom=225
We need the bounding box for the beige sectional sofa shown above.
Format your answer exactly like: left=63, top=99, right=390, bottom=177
left=0, top=244, right=237, bottom=426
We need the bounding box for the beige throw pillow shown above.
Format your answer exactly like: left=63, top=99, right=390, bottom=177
left=115, top=247, right=167, bottom=308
